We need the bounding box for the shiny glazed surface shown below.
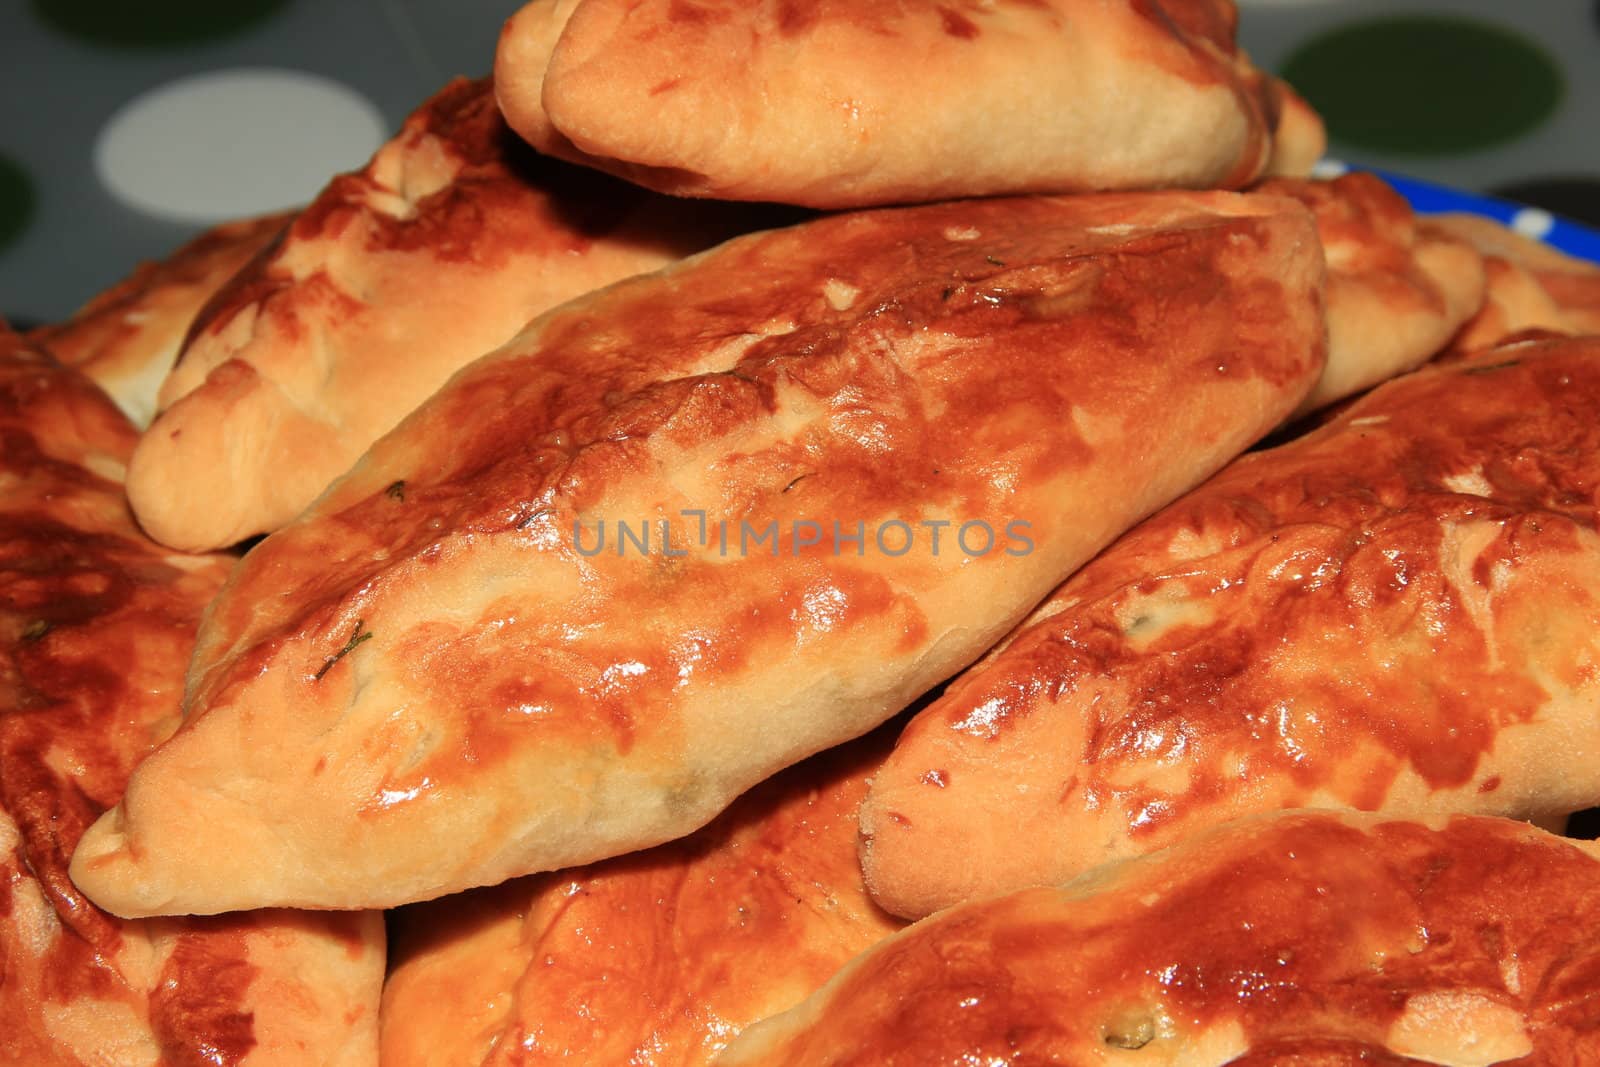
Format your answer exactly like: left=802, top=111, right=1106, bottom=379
left=0, top=325, right=380, bottom=1065
left=726, top=813, right=1600, bottom=1065
left=382, top=726, right=903, bottom=1066
left=71, top=191, right=1325, bottom=914
left=0, top=325, right=252, bottom=1063
left=129, top=76, right=781, bottom=551
left=1258, top=172, right=1485, bottom=414
left=863, top=334, right=1600, bottom=918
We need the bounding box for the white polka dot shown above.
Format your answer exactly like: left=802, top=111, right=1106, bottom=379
left=1510, top=207, right=1555, bottom=241
left=1309, top=158, right=1350, bottom=180
left=95, top=69, right=387, bottom=224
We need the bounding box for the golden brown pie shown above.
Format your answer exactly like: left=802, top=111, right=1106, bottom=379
left=725, top=812, right=1600, bottom=1065
left=1258, top=174, right=1484, bottom=414
left=1424, top=212, right=1600, bottom=356
left=126, top=77, right=782, bottom=553
left=70, top=190, right=1325, bottom=916
left=381, top=727, right=902, bottom=1066
left=862, top=333, right=1600, bottom=918
left=495, top=0, right=1324, bottom=208
left=26, top=213, right=289, bottom=427
left=0, top=324, right=384, bottom=1065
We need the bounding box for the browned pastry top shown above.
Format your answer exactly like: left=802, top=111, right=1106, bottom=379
left=0, top=324, right=381, bottom=1065
left=69, top=190, right=1326, bottom=915
left=187, top=194, right=1318, bottom=791
left=0, top=326, right=249, bottom=1062
left=1265, top=172, right=1443, bottom=285
left=382, top=728, right=903, bottom=1066
left=130, top=77, right=775, bottom=551
left=724, top=812, right=1600, bottom=1065
left=1254, top=173, right=1483, bottom=412
left=959, top=339, right=1599, bottom=794
left=861, top=333, right=1600, bottom=918
left=499, top=0, right=1320, bottom=207
left=1424, top=212, right=1600, bottom=356
left=196, top=190, right=1317, bottom=707
left=170, top=79, right=623, bottom=371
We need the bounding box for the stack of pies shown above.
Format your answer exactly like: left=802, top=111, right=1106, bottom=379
left=7, top=1, right=1600, bottom=1063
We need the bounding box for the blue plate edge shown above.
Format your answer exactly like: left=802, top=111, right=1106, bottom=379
left=1357, top=166, right=1600, bottom=266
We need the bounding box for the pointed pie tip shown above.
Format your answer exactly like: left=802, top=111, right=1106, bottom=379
left=70, top=805, right=175, bottom=919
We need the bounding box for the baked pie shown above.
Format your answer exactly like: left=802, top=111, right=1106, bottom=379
left=862, top=333, right=1600, bottom=918
left=496, top=0, right=1324, bottom=207
left=0, top=324, right=384, bottom=1065
left=127, top=78, right=780, bottom=552
left=72, top=190, right=1324, bottom=916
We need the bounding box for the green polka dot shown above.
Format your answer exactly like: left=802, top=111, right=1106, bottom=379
left=1283, top=15, right=1563, bottom=156
left=0, top=155, right=35, bottom=254
left=32, top=0, right=291, bottom=48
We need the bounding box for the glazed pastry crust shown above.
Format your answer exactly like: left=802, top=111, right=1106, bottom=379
left=495, top=0, right=1323, bottom=207
left=1424, top=212, right=1600, bottom=356
left=71, top=191, right=1325, bottom=916
left=1259, top=174, right=1484, bottom=415
left=381, top=727, right=903, bottom=1066
left=726, top=812, right=1600, bottom=1066
left=127, top=77, right=774, bottom=552
left=0, top=325, right=383, bottom=1066
left=26, top=213, right=289, bottom=427
left=862, top=334, right=1600, bottom=918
